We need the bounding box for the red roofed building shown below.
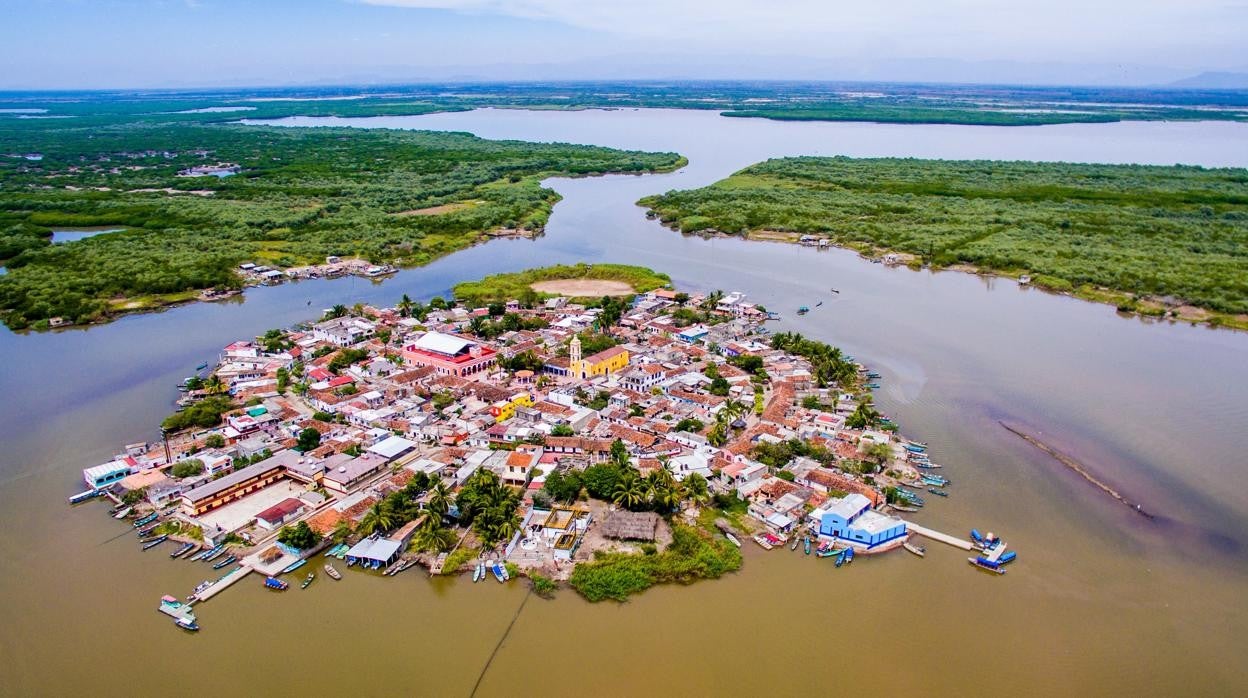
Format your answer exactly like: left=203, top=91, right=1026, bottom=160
left=255, top=497, right=307, bottom=530
left=401, top=331, right=497, bottom=377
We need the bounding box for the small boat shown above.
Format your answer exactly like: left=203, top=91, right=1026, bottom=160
left=834, top=553, right=844, bottom=567
left=843, top=547, right=855, bottom=563
left=491, top=562, right=506, bottom=583
left=790, top=537, right=800, bottom=551
left=815, top=542, right=838, bottom=558
left=281, top=559, right=307, bottom=574
left=829, top=287, right=840, bottom=294
left=970, top=529, right=984, bottom=544
left=137, top=525, right=158, bottom=537
left=920, top=474, right=949, bottom=486
left=998, top=551, right=1018, bottom=565
left=968, top=556, right=1006, bottom=575
left=473, top=562, right=483, bottom=583
left=752, top=535, right=774, bottom=550
left=190, top=580, right=213, bottom=598
left=195, top=362, right=208, bottom=371
left=903, top=542, right=926, bottom=557
left=866, top=372, right=881, bottom=379
left=301, top=572, right=316, bottom=589
left=866, top=382, right=880, bottom=389
left=170, top=542, right=196, bottom=559
left=141, top=535, right=168, bottom=550
left=815, top=301, right=823, bottom=307
left=203, top=546, right=227, bottom=562
left=133, top=512, right=158, bottom=527
left=113, top=506, right=133, bottom=520
left=927, top=487, right=949, bottom=497
left=324, top=563, right=341, bottom=580
left=803, top=536, right=811, bottom=555
left=264, top=576, right=289, bottom=590
left=796, top=306, right=810, bottom=315
left=68, top=488, right=104, bottom=504
left=724, top=531, right=741, bottom=547
left=174, top=616, right=200, bottom=632
left=904, top=444, right=927, bottom=453
left=212, top=554, right=237, bottom=570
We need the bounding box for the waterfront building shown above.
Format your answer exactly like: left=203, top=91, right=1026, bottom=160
left=82, top=459, right=134, bottom=489
left=810, top=493, right=907, bottom=547
left=180, top=457, right=288, bottom=516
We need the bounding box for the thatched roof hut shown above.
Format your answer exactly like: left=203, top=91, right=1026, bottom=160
left=600, top=510, right=660, bottom=542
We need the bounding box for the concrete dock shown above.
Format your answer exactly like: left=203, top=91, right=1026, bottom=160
left=904, top=522, right=974, bottom=550
left=193, top=564, right=253, bottom=602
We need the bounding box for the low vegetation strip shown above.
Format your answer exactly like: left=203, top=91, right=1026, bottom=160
left=0, top=117, right=684, bottom=330
left=568, top=525, right=742, bottom=602
left=640, top=156, right=1248, bottom=324
left=452, top=263, right=670, bottom=305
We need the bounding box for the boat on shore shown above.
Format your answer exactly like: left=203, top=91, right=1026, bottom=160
left=903, top=542, right=926, bottom=557
left=724, top=531, right=741, bottom=547
left=141, top=535, right=168, bottom=550
left=280, top=559, right=307, bottom=574
left=112, top=506, right=132, bottom=520
left=491, top=562, right=505, bottom=583
left=472, top=561, right=483, bottom=583
left=752, top=534, right=775, bottom=550
left=264, top=576, right=289, bottom=590
left=301, top=572, right=316, bottom=589
left=920, top=474, right=949, bottom=486
left=212, top=554, right=237, bottom=570
left=324, top=563, right=341, bottom=580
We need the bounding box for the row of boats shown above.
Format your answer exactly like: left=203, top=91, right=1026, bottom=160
left=471, top=559, right=511, bottom=584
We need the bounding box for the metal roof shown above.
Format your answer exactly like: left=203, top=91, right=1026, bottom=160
left=411, top=331, right=471, bottom=356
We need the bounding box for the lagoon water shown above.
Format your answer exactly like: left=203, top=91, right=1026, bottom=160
left=2, top=109, right=1247, bottom=695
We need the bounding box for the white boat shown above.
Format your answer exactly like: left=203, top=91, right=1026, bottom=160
left=724, top=532, right=741, bottom=547
left=112, top=506, right=132, bottom=519
left=903, top=542, right=926, bottom=557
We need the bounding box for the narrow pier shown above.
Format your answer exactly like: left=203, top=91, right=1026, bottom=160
left=904, top=522, right=973, bottom=550
left=193, top=564, right=253, bottom=602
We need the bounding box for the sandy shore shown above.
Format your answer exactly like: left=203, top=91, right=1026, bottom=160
left=530, top=279, right=635, bottom=296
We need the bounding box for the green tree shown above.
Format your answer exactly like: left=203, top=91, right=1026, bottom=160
left=296, top=427, right=321, bottom=452
left=277, top=521, right=321, bottom=550
left=358, top=501, right=395, bottom=536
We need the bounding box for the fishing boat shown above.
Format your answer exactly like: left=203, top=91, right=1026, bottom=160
left=68, top=488, right=104, bottom=505
left=141, top=535, right=168, bottom=550
left=866, top=382, right=880, bottom=389
left=803, top=536, right=811, bottom=555
left=472, top=562, right=483, bottom=583
left=927, top=487, right=949, bottom=497
left=189, top=549, right=210, bottom=562
left=281, top=559, right=307, bottom=574
left=815, top=301, right=823, bottom=307
left=920, top=474, right=949, bottom=486
left=264, top=576, right=289, bottom=590
left=136, top=525, right=158, bottom=537
left=914, top=462, right=942, bottom=470
left=491, top=562, right=506, bottom=583
left=829, top=287, right=839, bottom=294
left=190, top=580, right=213, bottom=598
left=203, top=546, right=227, bottom=562
left=903, top=542, right=926, bottom=557
left=815, top=541, right=838, bottom=558
left=195, top=362, right=208, bottom=371
left=998, top=551, right=1018, bottom=565
left=133, top=512, right=158, bottom=527
left=796, top=306, right=810, bottom=315
left=970, top=529, right=984, bottom=545
left=843, top=547, right=855, bottom=563
left=212, top=554, right=237, bottom=570
left=904, top=444, right=927, bottom=454
left=174, top=616, right=200, bottom=632
left=500, top=563, right=511, bottom=581
left=112, top=506, right=133, bottom=519
left=170, top=542, right=196, bottom=559
left=324, top=563, right=341, bottom=580
left=723, top=531, right=741, bottom=547
left=790, top=537, right=800, bottom=551
left=866, top=372, right=881, bottom=379
left=752, top=535, right=774, bottom=550
left=301, top=572, right=316, bottom=589
left=968, top=556, right=1006, bottom=575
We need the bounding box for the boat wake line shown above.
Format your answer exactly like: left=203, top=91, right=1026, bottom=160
left=999, top=421, right=1153, bottom=520
left=469, top=586, right=533, bottom=697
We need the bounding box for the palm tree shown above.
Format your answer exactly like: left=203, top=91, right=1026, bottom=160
left=327, top=304, right=348, bottom=320
left=613, top=472, right=647, bottom=510
left=358, top=501, right=394, bottom=536
left=722, top=398, right=747, bottom=424
left=397, top=293, right=414, bottom=317
left=203, top=374, right=226, bottom=395
left=683, top=473, right=711, bottom=506
left=427, top=479, right=452, bottom=518
left=469, top=315, right=487, bottom=336
left=707, top=422, right=728, bottom=447
left=652, top=482, right=682, bottom=513
left=491, top=504, right=521, bottom=545
left=414, top=523, right=455, bottom=553
left=331, top=518, right=353, bottom=544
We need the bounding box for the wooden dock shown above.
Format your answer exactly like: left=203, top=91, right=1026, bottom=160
left=192, top=564, right=253, bottom=602
left=904, top=522, right=973, bottom=550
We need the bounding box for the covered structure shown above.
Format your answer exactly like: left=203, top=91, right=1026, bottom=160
left=599, top=510, right=660, bottom=541
left=345, top=535, right=402, bottom=570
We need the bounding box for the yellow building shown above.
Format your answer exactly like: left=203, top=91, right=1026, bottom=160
left=490, top=391, right=535, bottom=423
left=569, top=336, right=630, bottom=380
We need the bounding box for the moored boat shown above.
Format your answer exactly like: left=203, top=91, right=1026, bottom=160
left=264, top=576, right=289, bottom=590
left=790, top=537, right=800, bottom=551
left=920, top=474, right=949, bottom=486
left=141, top=534, right=168, bottom=550
left=927, top=487, right=949, bottom=497
left=170, top=542, right=196, bottom=558
left=281, top=559, right=307, bottom=574
left=998, top=550, right=1018, bottom=565
left=472, top=562, right=483, bottom=583
left=301, top=572, right=315, bottom=589
left=212, top=554, right=237, bottom=570
left=903, top=541, right=926, bottom=557
left=195, top=362, right=208, bottom=371
left=491, top=562, right=505, bottom=583
left=724, top=531, right=741, bottom=547
left=112, top=506, right=132, bottom=519
left=752, top=535, right=774, bottom=550
left=796, top=306, right=809, bottom=315
left=68, top=488, right=104, bottom=505
left=133, top=512, right=158, bottom=527
left=174, top=616, right=200, bottom=632
left=202, top=545, right=227, bottom=562
left=189, top=580, right=212, bottom=600
left=968, top=556, right=1006, bottom=574
left=324, top=563, right=342, bottom=580
left=803, top=536, right=811, bottom=555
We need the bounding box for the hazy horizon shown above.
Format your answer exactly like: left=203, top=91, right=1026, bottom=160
left=4, top=0, right=1248, bottom=90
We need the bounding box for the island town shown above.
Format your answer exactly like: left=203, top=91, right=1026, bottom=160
left=67, top=265, right=1016, bottom=632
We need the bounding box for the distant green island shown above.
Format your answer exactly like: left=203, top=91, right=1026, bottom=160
left=0, top=115, right=684, bottom=330
left=639, top=157, right=1248, bottom=329
left=452, top=263, right=671, bottom=306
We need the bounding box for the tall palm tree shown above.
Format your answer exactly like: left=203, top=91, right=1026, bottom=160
left=683, top=473, right=711, bottom=506
left=397, top=293, right=414, bottom=317
left=613, top=472, right=647, bottom=510
left=427, top=479, right=452, bottom=518
left=331, top=518, right=353, bottom=544
left=203, top=374, right=226, bottom=395
left=414, top=523, right=455, bottom=553
left=358, top=501, right=394, bottom=536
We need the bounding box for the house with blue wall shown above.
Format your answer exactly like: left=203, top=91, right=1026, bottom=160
left=810, top=493, right=907, bottom=548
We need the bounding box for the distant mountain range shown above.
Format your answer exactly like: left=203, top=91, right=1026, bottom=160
left=1168, top=71, right=1248, bottom=89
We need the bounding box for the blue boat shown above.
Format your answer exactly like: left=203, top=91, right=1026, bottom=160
left=203, top=545, right=227, bottom=562
left=195, top=362, right=208, bottom=371
left=141, top=535, right=168, bottom=550
left=969, top=556, right=1006, bottom=575
left=212, top=554, right=237, bottom=570
left=803, top=537, right=811, bottom=555
left=927, top=487, right=948, bottom=497
left=175, top=616, right=200, bottom=632
left=998, top=551, right=1017, bottom=565
left=170, top=542, right=196, bottom=558
left=843, top=547, right=854, bottom=563
left=68, top=488, right=104, bottom=505
left=281, top=559, right=307, bottom=574
left=904, top=444, right=927, bottom=453
left=133, top=512, right=158, bottom=527
left=866, top=382, right=880, bottom=389
left=491, top=562, right=506, bottom=583
left=920, top=474, right=949, bottom=487
left=264, top=576, right=289, bottom=590
left=970, top=529, right=984, bottom=544
left=797, top=306, right=810, bottom=315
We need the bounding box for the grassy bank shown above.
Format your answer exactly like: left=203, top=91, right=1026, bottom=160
left=568, top=525, right=742, bottom=602
left=640, top=156, right=1248, bottom=329
left=0, top=116, right=684, bottom=331
left=452, top=263, right=671, bottom=305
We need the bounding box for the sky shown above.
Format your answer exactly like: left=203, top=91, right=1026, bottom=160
left=2, top=0, right=1246, bottom=89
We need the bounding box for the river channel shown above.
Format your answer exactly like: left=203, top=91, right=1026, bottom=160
left=1, top=108, right=1245, bottom=696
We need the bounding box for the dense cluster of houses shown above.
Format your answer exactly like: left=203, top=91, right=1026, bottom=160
left=83, top=285, right=919, bottom=564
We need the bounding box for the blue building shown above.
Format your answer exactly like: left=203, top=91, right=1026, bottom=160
left=82, top=461, right=133, bottom=489
left=812, top=493, right=907, bottom=548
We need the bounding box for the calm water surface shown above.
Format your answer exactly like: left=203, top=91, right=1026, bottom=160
left=2, top=109, right=1246, bottom=696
